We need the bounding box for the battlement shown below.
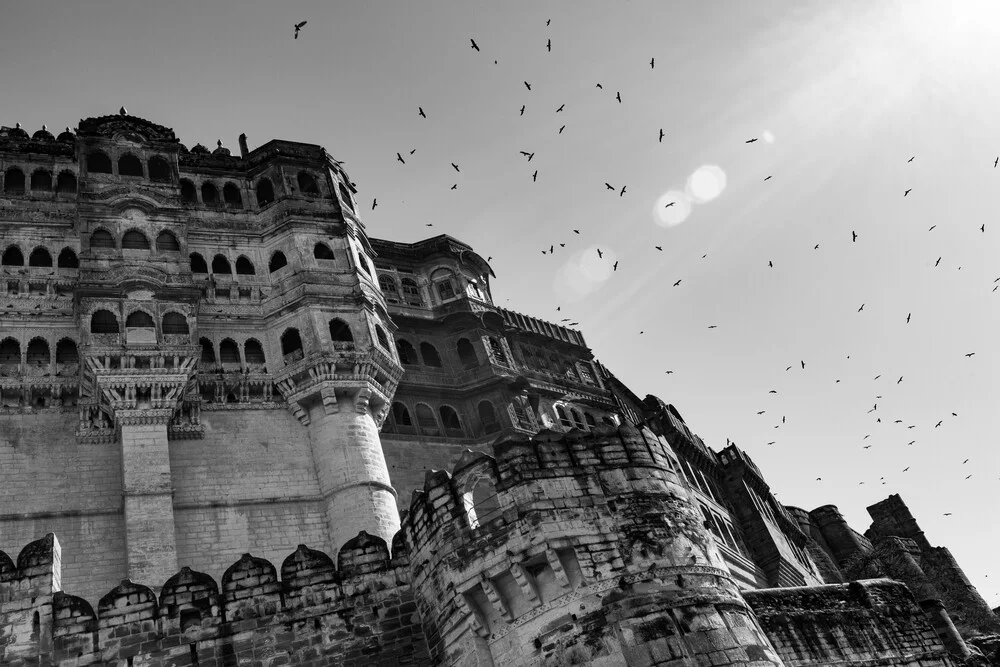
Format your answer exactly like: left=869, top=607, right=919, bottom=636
left=0, top=530, right=431, bottom=665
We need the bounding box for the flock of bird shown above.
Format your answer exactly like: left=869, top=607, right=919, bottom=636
left=293, top=17, right=996, bottom=550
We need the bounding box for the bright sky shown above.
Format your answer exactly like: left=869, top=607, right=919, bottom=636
left=1, top=0, right=997, bottom=606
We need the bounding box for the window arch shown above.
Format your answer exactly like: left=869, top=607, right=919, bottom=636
left=86, top=151, right=112, bottom=174
left=57, top=248, right=78, bottom=268
left=374, top=325, right=389, bottom=349
left=488, top=337, right=508, bottom=366
left=118, top=154, right=143, bottom=177
left=155, top=231, right=180, bottom=252
left=570, top=408, right=585, bottom=430
left=235, top=256, right=255, bottom=275
left=125, top=310, right=154, bottom=328
left=602, top=416, right=617, bottom=426
left=281, top=328, right=304, bottom=362
left=2, top=245, right=23, bottom=265
left=297, top=171, right=320, bottom=195
left=4, top=167, right=25, bottom=194
left=256, top=177, right=275, bottom=207
left=555, top=405, right=572, bottom=428
left=415, top=403, right=439, bottom=435
left=457, top=338, right=478, bottom=368
left=180, top=179, right=197, bottom=203
left=314, top=243, right=335, bottom=260
left=401, top=278, right=422, bottom=305
left=269, top=251, right=287, bottom=272
left=223, top=182, right=242, bottom=207
left=329, top=319, right=353, bottom=343
left=200, top=338, right=216, bottom=364
left=420, top=342, right=442, bottom=367
left=122, top=230, right=150, bottom=250
left=584, top=412, right=597, bottom=428
left=0, top=339, right=21, bottom=367
left=244, top=339, right=266, bottom=365
left=190, top=253, right=208, bottom=273
left=56, top=171, right=77, bottom=194
left=201, top=182, right=220, bottom=206
left=26, top=338, right=49, bottom=366
left=338, top=183, right=354, bottom=213
left=28, top=247, right=52, bottom=267
left=211, top=254, right=231, bottom=274
left=392, top=402, right=412, bottom=427
left=478, top=400, right=500, bottom=433
left=148, top=156, right=171, bottom=182
left=55, top=339, right=78, bottom=364
left=396, top=339, right=417, bottom=365
left=378, top=274, right=399, bottom=298
left=90, top=310, right=119, bottom=334
left=162, top=312, right=189, bottom=335
left=90, top=229, right=116, bottom=250
left=219, top=339, right=240, bottom=364
left=464, top=475, right=501, bottom=529
left=30, top=169, right=52, bottom=191
left=439, top=405, right=462, bottom=434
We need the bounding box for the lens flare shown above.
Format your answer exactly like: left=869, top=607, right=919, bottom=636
left=686, top=165, right=727, bottom=203
left=654, top=190, right=692, bottom=228
left=762, top=130, right=775, bottom=143
left=553, top=246, right=615, bottom=302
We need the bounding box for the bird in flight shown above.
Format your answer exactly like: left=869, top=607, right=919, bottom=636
left=547, top=39, right=552, bottom=52
left=904, top=188, right=912, bottom=196
left=520, top=151, right=534, bottom=161
left=596, top=83, right=603, bottom=89
left=451, top=184, right=457, bottom=190
left=613, top=261, right=618, bottom=271
left=665, top=202, right=675, bottom=208
left=616, top=92, right=622, bottom=103
left=935, top=420, right=943, bottom=428
left=451, top=163, right=459, bottom=172
left=769, top=261, right=773, bottom=268
left=995, top=156, right=998, bottom=168
left=944, top=512, right=952, bottom=516
left=597, top=249, right=603, bottom=258
left=898, top=376, right=903, bottom=384
left=419, top=107, right=426, bottom=118
left=981, top=224, right=986, bottom=232
left=559, top=125, right=566, bottom=134
left=396, top=153, right=405, bottom=164
left=852, top=231, right=858, bottom=242
left=764, top=175, right=772, bottom=181
left=471, top=38, right=480, bottom=51
left=659, top=129, right=664, bottom=143
left=556, top=104, right=565, bottom=112
left=620, top=185, right=626, bottom=197
left=858, top=303, right=864, bottom=312
left=294, top=21, right=307, bottom=39
left=935, top=257, right=942, bottom=267
left=708, top=325, right=718, bottom=329
left=371, top=199, right=377, bottom=210
left=605, top=182, right=615, bottom=190
left=965, top=475, right=972, bottom=480
left=532, top=170, right=538, bottom=182
left=410, top=149, right=416, bottom=155
left=573, top=229, right=580, bottom=234
left=487, top=256, right=492, bottom=262
left=664, top=370, right=673, bottom=374
left=520, top=105, right=525, bottom=116
left=524, top=81, right=532, bottom=90
left=757, top=411, right=765, bottom=415
left=425, top=223, right=433, bottom=227
left=673, top=279, right=681, bottom=287
left=801, top=360, right=805, bottom=369
left=769, top=390, right=777, bottom=394
left=814, top=244, right=820, bottom=250
left=906, top=313, right=911, bottom=323
left=655, top=246, right=663, bottom=251
left=908, top=156, right=914, bottom=162
left=746, top=138, right=758, bottom=143
left=928, top=225, right=936, bottom=231
left=546, top=19, right=551, bottom=25
left=650, top=57, right=655, bottom=68
left=965, top=352, right=976, bottom=357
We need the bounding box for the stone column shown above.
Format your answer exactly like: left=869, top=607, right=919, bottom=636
left=919, top=598, right=971, bottom=658
left=119, top=417, right=178, bottom=591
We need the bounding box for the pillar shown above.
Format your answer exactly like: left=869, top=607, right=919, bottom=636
left=120, top=421, right=178, bottom=590
left=919, top=599, right=971, bottom=658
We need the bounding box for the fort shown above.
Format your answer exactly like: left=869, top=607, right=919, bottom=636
left=0, top=110, right=996, bottom=665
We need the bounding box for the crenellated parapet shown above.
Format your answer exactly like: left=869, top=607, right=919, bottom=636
left=403, top=423, right=785, bottom=666
left=0, top=531, right=432, bottom=666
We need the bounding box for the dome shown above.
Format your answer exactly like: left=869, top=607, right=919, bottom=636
left=212, top=140, right=231, bottom=157
left=6, top=123, right=29, bottom=140
left=56, top=127, right=75, bottom=143
left=31, top=125, right=54, bottom=142
left=190, top=143, right=210, bottom=155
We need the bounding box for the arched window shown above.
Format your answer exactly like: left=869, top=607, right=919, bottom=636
left=281, top=328, right=304, bottom=362
left=328, top=319, right=353, bottom=343
left=162, top=312, right=189, bottom=335
left=357, top=255, right=371, bottom=277
left=118, top=154, right=143, bottom=177
left=4, top=167, right=25, bottom=194
left=26, top=338, right=49, bottom=366
left=440, top=405, right=462, bottom=434
left=201, top=182, right=220, bottom=206
left=261, top=252, right=286, bottom=276
left=584, top=412, right=597, bottom=428
left=90, top=310, right=119, bottom=334
left=297, top=171, right=320, bottom=195
left=378, top=274, right=398, bottom=298
left=55, top=339, right=78, bottom=364
left=2, top=245, right=23, bottom=265
left=190, top=253, right=208, bottom=273
left=125, top=310, right=154, bottom=328
left=415, top=403, right=439, bottom=436
left=602, top=416, right=617, bottom=426
left=457, top=338, right=478, bottom=368
left=28, top=247, right=52, bottom=267
left=396, top=339, right=417, bottom=365
left=211, top=254, right=231, bottom=274
left=86, top=151, right=112, bottom=174
left=570, top=408, right=585, bottom=430
left=0, top=339, right=21, bottom=366
left=392, top=402, right=412, bottom=427
left=374, top=325, right=389, bottom=349
left=122, top=230, right=150, bottom=250
left=56, top=171, right=77, bottom=194
left=244, top=339, right=266, bottom=365
left=420, top=342, right=442, bottom=367
left=219, top=339, right=240, bottom=364
left=223, top=182, right=242, bottom=207
left=338, top=183, right=354, bottom=213
left=200, top=338, right=216, bottom=364
left=30, top=169, right=52, bottom=191
left=555, top=405, right=572, bottom=428
left=90, top=229, right=115, bottom=250
left=235, top=256, right=255, bottom=275
left=155, top=231, right=180, bottom=252
left=148, top=156, right=171, bottom=182
left=401, top=278, right=422, bottom=305
left=57, top=248, right=78, bottom=268
left=465, top=476, right=501, bottom=529
left=314, top=243, right=335, bottom=260
left=488, top=337, right=508, bottom=366
left=478, top=401, right=500, bottom=433
left=180, top=179, right=197, bottom=203
left=256, top=177, right=275, bottom=207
